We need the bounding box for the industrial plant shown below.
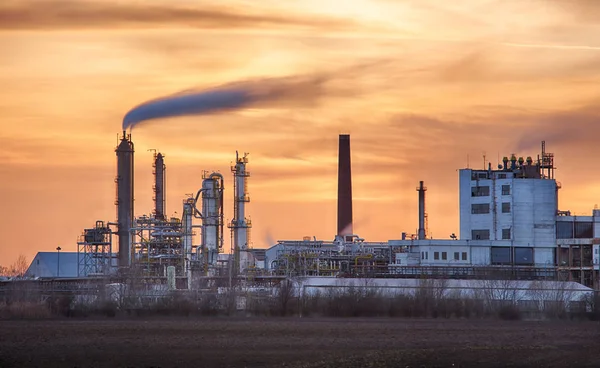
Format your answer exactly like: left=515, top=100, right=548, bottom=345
left=6, top=130, right=599, bottom=314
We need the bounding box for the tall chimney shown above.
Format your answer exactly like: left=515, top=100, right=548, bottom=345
left=116, top=131, right=134, bottom=268
left=417, top=181, right=426, bottom=240
left=337, top=134, right=353, bottom=236
left=154, top=152, right=166, bottom=220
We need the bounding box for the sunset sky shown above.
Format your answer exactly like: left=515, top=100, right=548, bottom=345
left=1, top=0, right=600, bottom=266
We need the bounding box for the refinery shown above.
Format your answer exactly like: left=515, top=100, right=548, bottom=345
left=3, top=131, right=599, bottom=312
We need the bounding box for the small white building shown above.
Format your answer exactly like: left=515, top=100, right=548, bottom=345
left=26, top=252, right=79, bottom=278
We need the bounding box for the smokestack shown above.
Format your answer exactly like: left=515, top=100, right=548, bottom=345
left=153, top=152, right=166, bottom=220
left=417, top=181, right=426, bottom=240
left=337, top=134, right=353, bottom=237
left=116, top=131, right=134, bottom=268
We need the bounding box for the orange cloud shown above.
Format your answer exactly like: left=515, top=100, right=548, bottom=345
left=2, top=0, right=600, bottom=267
left=0, top=0, right=360, bottom=32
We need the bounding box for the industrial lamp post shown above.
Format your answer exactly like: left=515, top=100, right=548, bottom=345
left=56, top=246, right=61, bottom=278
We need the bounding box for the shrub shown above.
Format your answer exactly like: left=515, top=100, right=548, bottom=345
left=0, top=302, right=52, bottom=320
left=498, top=305, right=521, bottom=320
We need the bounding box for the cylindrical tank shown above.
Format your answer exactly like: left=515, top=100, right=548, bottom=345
left=116, top=131, right=134, bottom=268
left=202, top=173, right=223, bottom=266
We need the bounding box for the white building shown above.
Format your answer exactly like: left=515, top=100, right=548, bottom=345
left=457, top=162, right=557, bottom=266
left=261, top=143, right=600, bottom=288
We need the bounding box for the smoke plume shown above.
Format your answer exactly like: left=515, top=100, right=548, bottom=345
left=122, top=75, right=327, bottom=130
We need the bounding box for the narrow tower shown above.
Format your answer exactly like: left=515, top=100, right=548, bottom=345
left=115, top=131, right=134, bottom=268
left=182, top=197, right=194, bottom=271
left=153, top=152, right=166, bottom=220
left=228, top=151, right=251, bottom=273
left=417, top=181, right=427, bottom=240
left=337, top=134, right=353, bottom=237
left=201, top=172, right=224, bottom=267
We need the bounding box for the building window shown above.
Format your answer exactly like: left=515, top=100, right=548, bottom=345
left=497, top=173, right=507, bottom=179
left=502, top=185, right=510, bottom=195
left=425, top=252, right=428, bottom=260
left=471, top=171, right=489, bottom=180
left=461, top=252, right=467, bottom=261
left=502, top=228, right=511, bottom=240
left=514, top=247, right=534, bottom=266
left=454, top=252, right=459, bottom=260
left=434, top=252, right=439, bottom=260
left=442, top=252, right=447, bottom=260
left=472, top=229, right=490, bottom=240
left=556, top=221, right=594, bottom=239
left=575, top=221, right=593, bottom=238
left=502, top=202, right=511, bottom=213
left=556, top=222, right=573, bottom=239
left=421, top=252, right=424, bottom=260
left=471, top=203, right=490, bottom=214
left=471, top=186, right=490, bottom=197
left=491, top=247, right=511, bottom=265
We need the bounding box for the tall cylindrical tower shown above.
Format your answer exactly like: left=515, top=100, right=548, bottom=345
left=229, top=152, right=251, bottom=273
left=182, top=197, right=195, bottom=269
left=417, top=181, right=427, bottom=240
left=154, top=152, right=166, bottom=220
left=115, top=131, right=134, bottom=268
left=201, top=172, right=224, bottom=267
left=337, top=134, right=353, bottom=237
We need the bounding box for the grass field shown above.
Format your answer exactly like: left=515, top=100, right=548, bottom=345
left=1, top=318, right=599, bottom=367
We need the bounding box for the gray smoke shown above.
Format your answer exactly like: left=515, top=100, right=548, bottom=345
left=122, top=76, right=327, bottom=130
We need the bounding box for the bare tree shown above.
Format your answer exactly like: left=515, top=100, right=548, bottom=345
left=1, top=255, right=29, bottom=277
left=276, top=278, right=295, bottom=316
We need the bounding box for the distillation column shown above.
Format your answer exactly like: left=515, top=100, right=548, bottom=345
left=182, top=197, right=195, bottom=270
left=153, top=152, right=166, bottom=220
left=229, top=152, right=251, bottom=273
left=115, top=131, right=134, bottom=268
left=201, top=173, right=224, bottom=268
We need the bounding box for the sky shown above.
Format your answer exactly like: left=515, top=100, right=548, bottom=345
left=1, top=0, right=600, bottom=266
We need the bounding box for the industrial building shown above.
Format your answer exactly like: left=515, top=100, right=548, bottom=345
left=18, top=131, right=599, bottom=294
left=264, top=139, right=599, bottom=289
left=65, top=131, right=254, bottom=284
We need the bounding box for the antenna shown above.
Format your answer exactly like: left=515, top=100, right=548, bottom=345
left=467, top=154, right=469, bottom=169
left=483, top=152, right=486, bottom=169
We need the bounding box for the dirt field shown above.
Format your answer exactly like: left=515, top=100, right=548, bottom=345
left=0, top=318, right=599, bottom=367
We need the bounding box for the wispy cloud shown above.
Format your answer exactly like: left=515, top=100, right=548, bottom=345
left=502, top=42, right=600, bottom=51
left=0, top=0, right=359, bottom=31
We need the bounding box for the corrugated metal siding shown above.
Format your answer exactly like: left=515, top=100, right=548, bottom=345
left=513, top=180, right=535, bottom=245
left=534, top=247, right=554, bottom=265
left=459, top=170, right=473, bottom=239
left=471, top=246, right=490, bottom=265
